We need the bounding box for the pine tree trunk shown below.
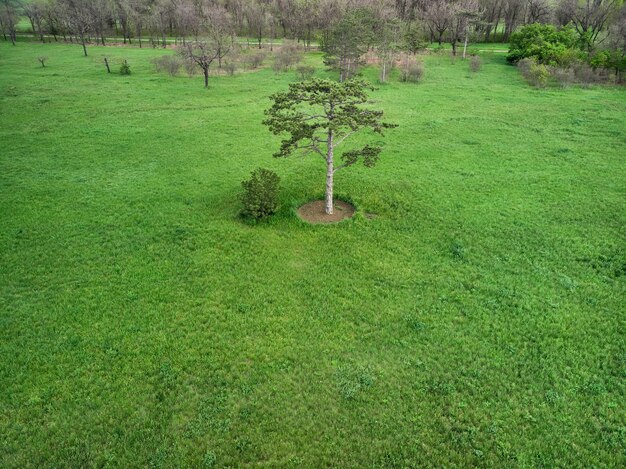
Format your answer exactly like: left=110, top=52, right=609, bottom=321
left=325, top=129, right=334, bottom=215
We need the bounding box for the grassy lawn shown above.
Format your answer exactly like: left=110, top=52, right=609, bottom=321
left=0, top=42, right=625, bottom=467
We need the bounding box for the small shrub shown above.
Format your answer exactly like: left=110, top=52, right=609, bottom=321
left=240, top=168, right=280, bottom=220
left=550, top=66, right=576, bottom=88
left=183, top=58, right=197, bottom=77
left=244, top=51, right=267, bottom=69
left=518, top=57, right=550, bottom=87
left=273, top=41, right=303, bottom=72
left=119, top=60, right=131, bottom=75
left=296, top=64, right=315, bottom=80
left=399, top=58, right=424, bottom=83
left=528, top=62, right=549, bottom=88
left=517, top=57, right=535, bottom=77
left=451, top=240, right=465, bottom=261
left=573, top=62, right=603, bottom=87
left=224, top=62, right=237, bottom=76
left=469, top=55, right=481, bottom=73
left=37, top=56, right=48, bottom=68
left=152, top=55, right=182, bottom=76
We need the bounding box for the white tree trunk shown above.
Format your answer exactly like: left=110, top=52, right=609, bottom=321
left=325, top=130, right=334, bottom=215
left=462, top=32, right=468, bottom=59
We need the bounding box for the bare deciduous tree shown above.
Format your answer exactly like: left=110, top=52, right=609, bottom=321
left=24, top=0, right=46, bottom=43
left=424, top=1, right=453, bottom=45
left=0, top=0, right=19, bottom=46
left=179, top=40, right=221, bottom=87
left=448, top=0, right=481, bottom=57
left=203, top=5, right=235, bottom=69
left=525, top=0, right=552, bottom=24
left=61, top=0, right=93, bottom=56
left=557, top=0, right=618, bottom=50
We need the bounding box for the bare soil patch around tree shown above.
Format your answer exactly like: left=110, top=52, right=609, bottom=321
left=297, top=200, right=356, bottom=224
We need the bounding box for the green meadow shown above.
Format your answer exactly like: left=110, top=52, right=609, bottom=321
left=1, top=42, right=625, bottom=467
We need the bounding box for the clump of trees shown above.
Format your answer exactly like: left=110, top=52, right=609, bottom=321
left=264, top=78, right=396, bottom=215
left=507, top=23, right=579, bottom=65
left=2, top=0, right=624, bottom=84
left=508, top=12, right=626, bottom=85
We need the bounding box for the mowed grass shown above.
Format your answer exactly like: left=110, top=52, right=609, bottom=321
left=0, top=42, right=625, bottom=467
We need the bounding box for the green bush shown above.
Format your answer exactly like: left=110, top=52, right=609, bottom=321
left=399, top=60, right=424, bottom=83
left=507, top=23, right=578, bottom=65
left=590, top=49, right=626, bottom=81
left=120, top=60, right=131, bottom=75
left=240, top=168, right=280, bottom=220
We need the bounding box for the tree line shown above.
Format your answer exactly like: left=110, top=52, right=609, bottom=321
left=1, top=0, right=623, bottom=53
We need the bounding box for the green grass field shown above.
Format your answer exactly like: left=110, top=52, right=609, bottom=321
left=1, top=42, right=625, bottom=467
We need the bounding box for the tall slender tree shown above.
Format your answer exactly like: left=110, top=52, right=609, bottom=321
left=264, top=78, right=396, bottom=215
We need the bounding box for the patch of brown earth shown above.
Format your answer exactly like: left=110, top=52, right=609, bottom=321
left=297, top=200, right=356, bottom=224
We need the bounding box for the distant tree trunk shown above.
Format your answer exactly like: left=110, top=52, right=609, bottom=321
left=325, top=128, right=334, bottom=214
left=203, top=67, right=209, bottom=87
left=80, top=33, right=87, bottom=56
